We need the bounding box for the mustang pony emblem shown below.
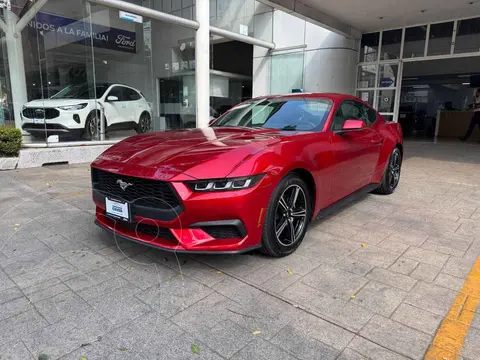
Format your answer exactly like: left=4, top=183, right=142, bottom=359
left=116, top=179, right=133, bottom=191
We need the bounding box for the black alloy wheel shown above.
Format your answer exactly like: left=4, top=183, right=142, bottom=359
left=374, top=147, right=402, bottom=195
left=261, top=174, right=311, bottom=257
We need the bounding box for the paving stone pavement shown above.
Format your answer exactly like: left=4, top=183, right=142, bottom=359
left=0, top=141, right=479, bottom=360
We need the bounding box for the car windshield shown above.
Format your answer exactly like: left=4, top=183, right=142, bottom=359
left=213, top=97, right=333, bottom=131
left=51, top=84, right=110, bottom=100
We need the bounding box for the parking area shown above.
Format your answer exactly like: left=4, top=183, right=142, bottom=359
left=0, top=140, right=480, bottom=360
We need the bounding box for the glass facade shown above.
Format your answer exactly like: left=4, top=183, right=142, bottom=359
left=0, top=0, right=267, bottom=145
left=359, top=15, right=480, bottom=63
left=357, top=16, right=480, bottom=122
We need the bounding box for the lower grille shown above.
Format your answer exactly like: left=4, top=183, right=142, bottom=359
left=23, top=108, right=59, bottom=119
left=126, top=222, right=176, bottom=241
left=201, top=225, right=242, bottom=239
left=22, top=123, right=67, bottom=130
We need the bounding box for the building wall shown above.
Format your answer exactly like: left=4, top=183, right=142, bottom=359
left=253, top=9, right=359, bottom=97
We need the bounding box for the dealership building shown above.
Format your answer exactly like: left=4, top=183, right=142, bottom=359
left=1, top=0, right=480, bottom=165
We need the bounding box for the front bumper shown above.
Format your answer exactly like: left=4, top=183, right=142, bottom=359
left=93, top=174, right=274, bottom=253
left=21, top=107, right=89, bottom=135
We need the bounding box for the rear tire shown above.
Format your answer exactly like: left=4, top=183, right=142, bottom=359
left=136, top=112, right=151, bottom=134
left=260, top=174, right=311, bottom=257
left=374, top=147, right=402, bottom=195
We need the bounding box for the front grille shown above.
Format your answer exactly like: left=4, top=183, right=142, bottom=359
left=201, top=226, right=242, bottom=239
left=92, top=168, right=181, bottom=210
left=126, top=223, right=176, bottom=241
left=23, top=108, right=60, bottom=119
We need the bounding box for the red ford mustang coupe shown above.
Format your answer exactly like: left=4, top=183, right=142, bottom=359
left=91, top=93, right=403, bottom=257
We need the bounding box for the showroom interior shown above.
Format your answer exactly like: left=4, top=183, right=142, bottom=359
left=0, top=0, right=268, bottom=145
left=357, top=18, right=480, bottom=143
left=2, top=0, right=480, bottom=153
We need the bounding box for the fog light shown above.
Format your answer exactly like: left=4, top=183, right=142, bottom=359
left=73, top=114, right=80, bottom=123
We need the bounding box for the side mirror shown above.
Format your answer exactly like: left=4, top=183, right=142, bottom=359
left=107, top=95, right=119, bottom=102
left=335, top=119, right=366, bottom=135
left=343, top=119, right=366, bottom=130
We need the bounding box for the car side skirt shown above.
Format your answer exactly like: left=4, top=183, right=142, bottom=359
left=314, top=183, right=380, bottom=220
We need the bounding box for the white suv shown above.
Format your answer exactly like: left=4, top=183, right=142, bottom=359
left=21, top=83, right=152, bottom=139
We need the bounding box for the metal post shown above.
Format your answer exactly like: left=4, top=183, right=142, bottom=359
left=99, top=102, right=105, bottom=140
left=424, top=24, right=430, bottom=57
left=451, top=20, right=458, bottom=55
left=195, top=0, right=210, bottom=129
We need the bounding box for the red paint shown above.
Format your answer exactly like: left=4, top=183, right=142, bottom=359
left=92, top=93, right=403, bottom=253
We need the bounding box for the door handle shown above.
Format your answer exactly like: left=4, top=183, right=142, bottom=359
left=371, top=139, right=382, bottom=145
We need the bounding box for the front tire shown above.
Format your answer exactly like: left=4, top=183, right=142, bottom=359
left=84, top=113, right=106, bottom=140
left=260, top=174, right=311, bottom=257
left=374, top=147, right=402, bottom=195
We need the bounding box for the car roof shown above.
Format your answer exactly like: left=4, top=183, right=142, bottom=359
left=253, top=92, right=359, bottom=102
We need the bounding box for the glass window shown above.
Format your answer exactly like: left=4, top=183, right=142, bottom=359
left=366, top=107, right=378, bottom=125
left=377, top=89, right=396, bottom=113
left=210, top=0, right=255, bottom=36
left=51, top=84, right=110, bottom=99
left=381, top=29, right=402, bottom=60
left=378, top=64, right=398, bottom=88
left=154, top=0, right=195, bottom=20
left=360, top=32, right=379, bottom=62
left=356, top=90, right=374, bottom=107
left=270, top=52, right=304, bottom=94
left=403, top=26, right=427, bottom=58
left=123, top=87, right=142, bottom=101
left=428, top=22, right=454, bottom=56
left=331, top=100, right=369, bottom=131
left=107, top=86, right=125, bottom=101
left=455, top=17, right=480, bottom=54
left=357, top=65, right=377, bottom=88
left=213, top=97, right=333, bottom=131
left=210, top=40, right=253, bottom=122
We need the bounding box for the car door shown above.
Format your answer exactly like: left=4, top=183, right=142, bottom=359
left=330, top=100, right=383, bottom=200
left=122, top=87, right=144, bottom=123
left=103, top=86, right=132, bottom=125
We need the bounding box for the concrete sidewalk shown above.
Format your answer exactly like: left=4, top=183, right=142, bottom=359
left=0, top=140, right=479, bottom=360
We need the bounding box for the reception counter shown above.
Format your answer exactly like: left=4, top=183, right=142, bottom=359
left=436, top=110, right=480, bottom=140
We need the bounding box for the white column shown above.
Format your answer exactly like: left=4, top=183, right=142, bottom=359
left=4, top=10, right=28, bottom=130
left=195, top=0, right=210, bottom=128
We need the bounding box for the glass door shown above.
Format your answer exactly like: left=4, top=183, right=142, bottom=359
left=356, top=60, right=403, bottom=122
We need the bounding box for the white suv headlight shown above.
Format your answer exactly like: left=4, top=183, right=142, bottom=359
left=58, top=103, right=88, bottom=111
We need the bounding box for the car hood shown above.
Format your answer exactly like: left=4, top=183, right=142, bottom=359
left=94, top=127, right=288, bottom=180
left=24, top=99, right=92, bottom=107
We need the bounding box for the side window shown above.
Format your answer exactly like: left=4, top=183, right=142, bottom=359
left=123, top=87, right=141, bottom=101
left=331, top=100, right=364, bottom=131
left=107, top=86, right=124, bottom=101
left=366, top=106, right=378, bottom=126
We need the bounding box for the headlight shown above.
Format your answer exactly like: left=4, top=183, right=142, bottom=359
left=58, top=103, right=88, bottom=111
left=186, top=174, right=265, bottom=192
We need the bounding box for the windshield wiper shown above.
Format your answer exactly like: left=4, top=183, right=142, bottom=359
left=280, top=125, right=297, bottom=131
